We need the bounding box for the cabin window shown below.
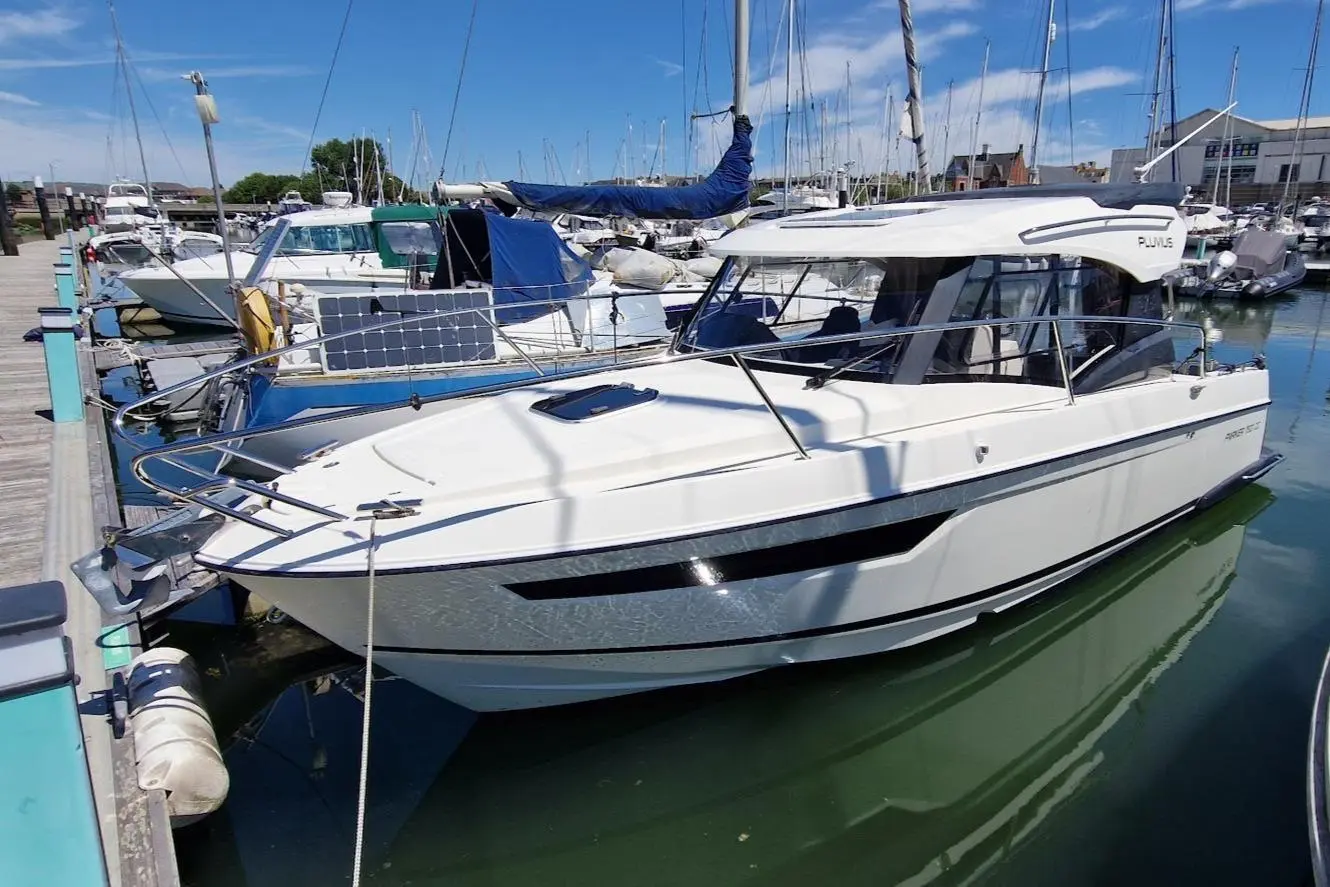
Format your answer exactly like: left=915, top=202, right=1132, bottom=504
left=379, top=221, right=441, bottom=258
left=681, top=255, right=1176, bottom=392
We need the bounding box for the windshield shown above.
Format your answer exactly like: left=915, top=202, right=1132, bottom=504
left=680, top=255, right=1175, bottom=393
left=241, top=222, right=375, bottom=255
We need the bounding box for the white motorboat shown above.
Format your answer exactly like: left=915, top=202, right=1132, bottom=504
left=755, top=184, right=840, bottom=212
left=117, top=204, right=402, bottom=326
left=167, top=183, right=1279, bottom=712
left=277, top=189, right=314, bottom=215
left=90, top=224, right=224, bottom=264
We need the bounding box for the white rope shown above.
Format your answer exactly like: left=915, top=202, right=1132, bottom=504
left=350, top=517, right=378, bottom=887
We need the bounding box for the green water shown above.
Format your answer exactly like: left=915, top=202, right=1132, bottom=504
left=174, top=290, right=1330, bottom=887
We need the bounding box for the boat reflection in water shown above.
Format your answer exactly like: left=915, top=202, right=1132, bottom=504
left=363, top=486, right=1272, bottom=886
left=182, top=486, right=1271, bottom=886
left=1171, top=295, right=1279, bottom=350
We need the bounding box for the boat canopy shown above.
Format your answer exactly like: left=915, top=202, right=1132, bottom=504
left=501, top=116, right=753, bottom=221
left=713, top=186, right=1188, bottom=283
left=429, top=209, right=594, bottom=323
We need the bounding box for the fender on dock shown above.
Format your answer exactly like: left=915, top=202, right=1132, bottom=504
left=127, top=647, right=229, bottom=826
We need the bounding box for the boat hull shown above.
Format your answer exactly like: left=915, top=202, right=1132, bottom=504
left=220, top=394, right=1271, bottom=711
left=121, top=265, right=399, bottom=327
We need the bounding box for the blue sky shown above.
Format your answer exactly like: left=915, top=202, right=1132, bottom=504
left=0, top=0, right=1323, bottom=189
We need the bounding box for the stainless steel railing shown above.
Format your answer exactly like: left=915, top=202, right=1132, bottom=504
left=116, top=305, right=1209, bottom=538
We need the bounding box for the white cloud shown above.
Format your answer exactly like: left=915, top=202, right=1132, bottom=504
left=138, top=64, right=316, bottom=83
left=0, top=105, right=306, bottom=185
left=0, top=50, right=204, bottom=71
left=1069, top=7, right=1126, bottom=31
left=0, top=89, right=38, bottom=106
left=1178, top=0, right=1287, bottom=10
left=650, top=57, right=684, bottom=78
left=0, top=8, right=78, bottom=45
left=750, top=20, right=975, bottom=108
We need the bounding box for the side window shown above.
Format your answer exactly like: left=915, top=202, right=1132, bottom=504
left=380, top=221, right=441, bottom=257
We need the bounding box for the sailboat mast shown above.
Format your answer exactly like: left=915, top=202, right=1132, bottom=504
left=1144, top=0, right=1169, bottom=178
left=783, top=0, right=794, bottom=201
left=846, top=61, right=855, bottom=196
left=942, top=80, right=953, bottom=184
left=373, top=132, right=385, bottom=205
left=1281, top=0, right=1323, bottom=211
left=1029, top=0, right=1056, bottom=182
left=967, top=40, right=989, bottom=191
left=1167, top=0, right=1179, bottom=182
left=734, top=0, right=749, bottom=117
left=898, top=0, right=930, bottom=192
left=1220, top=48, right=1238, bottom=210
left=108, top=0, right=153, bottom=205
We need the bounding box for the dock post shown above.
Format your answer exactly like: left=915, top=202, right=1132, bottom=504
left=54, top=263, right=77, bottom=310
left=38, top=307, right=84, bottom=423
left=32, top=176, right=55, bottom=240
left=58, top=244, right=73, bottom=268
left=0, top=177, right=18, bottom=257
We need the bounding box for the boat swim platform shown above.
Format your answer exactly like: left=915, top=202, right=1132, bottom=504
left=0, top=238, right=181, bottom=886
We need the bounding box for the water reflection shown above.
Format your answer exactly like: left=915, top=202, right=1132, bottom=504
left=1172, top=295, right=1281, bottom=350
left=176, top=486, right=1273, bottom=887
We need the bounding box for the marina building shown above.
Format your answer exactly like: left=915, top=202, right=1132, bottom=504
left=1110, top=108, right=1330, bottom=203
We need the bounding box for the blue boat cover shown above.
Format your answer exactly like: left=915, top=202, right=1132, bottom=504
left=487, top=212, right=594, bottom=323
left=503, top=115, right=753, bottom=220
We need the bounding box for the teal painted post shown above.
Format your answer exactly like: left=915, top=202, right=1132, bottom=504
left=53, top=264, right=76, bottom=310
left=1197, top=238, right=1207, bottom=261
left=39, top=307, right=84, bottom=423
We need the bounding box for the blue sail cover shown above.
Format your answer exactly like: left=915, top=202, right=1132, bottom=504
left=503, top=115, right=753, bottom=220
left=486, top=213, right=594, bottom=323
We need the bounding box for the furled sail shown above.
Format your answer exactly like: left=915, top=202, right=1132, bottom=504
left=497, top=116, right=753, bottom=220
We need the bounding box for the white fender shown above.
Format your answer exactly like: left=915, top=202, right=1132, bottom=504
left=127, top=647, right=229, bottom=825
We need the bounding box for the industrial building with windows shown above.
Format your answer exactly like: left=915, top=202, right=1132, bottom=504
left=1110, top=109, right=1330, bottom=203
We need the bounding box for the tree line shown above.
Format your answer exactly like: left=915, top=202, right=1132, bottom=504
left=224, top=137, right=422, bottom=205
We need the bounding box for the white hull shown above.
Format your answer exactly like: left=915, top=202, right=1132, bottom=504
left=123, top=261, right=402, bottom=327
left=214, top=369, right=1269, bottom=711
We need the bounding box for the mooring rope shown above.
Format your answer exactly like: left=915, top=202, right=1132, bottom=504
left=350, top=516, right=378, bottom=887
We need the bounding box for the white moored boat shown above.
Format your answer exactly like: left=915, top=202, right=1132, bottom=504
left=117, top=204, right=397, bottom=326
left=147, top=183, right=1277, bottom=712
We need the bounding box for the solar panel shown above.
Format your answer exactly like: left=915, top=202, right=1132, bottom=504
left=315, top=291, right=498, bottom=375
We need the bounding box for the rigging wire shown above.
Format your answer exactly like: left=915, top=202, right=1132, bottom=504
left=438, top=0, right=481, bottom=181
left=125, top=60, right=191, bottom=185
left=301, top=0, right=355, bottom=178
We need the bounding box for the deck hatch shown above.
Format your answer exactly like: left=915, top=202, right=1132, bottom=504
left=530, top=383, right=659, bottom=422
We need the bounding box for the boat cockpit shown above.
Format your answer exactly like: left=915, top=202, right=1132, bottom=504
left=680, top=253, right=1177, bottom=395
